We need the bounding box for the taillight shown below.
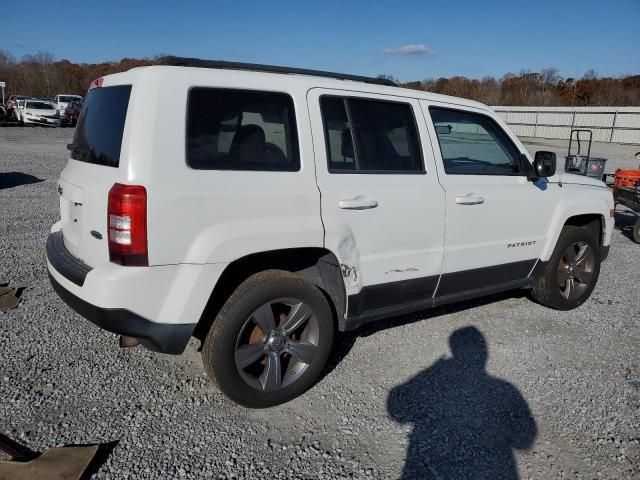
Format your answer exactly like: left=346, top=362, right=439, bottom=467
left=107, top=183, right=148, bottom=266
left=89, top=77, right=103, bottom=90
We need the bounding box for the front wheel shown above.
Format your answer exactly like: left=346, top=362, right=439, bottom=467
left=202, top=270, right=334, bottom=408
left=532, top=225, right=601, bottom=310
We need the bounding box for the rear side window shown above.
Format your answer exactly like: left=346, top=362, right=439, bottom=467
left=186, top=88, right=300, bottom=171
left=70, top=85, right=131, bottom=168
left=429, top=107, right=522, bottom=175
left=320, top=96, right=423, bottom=173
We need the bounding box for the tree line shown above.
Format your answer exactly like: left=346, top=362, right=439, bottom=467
left=387, top=68, right=640, bottom=107
left=1, top=50, right=638, bottom=106
left=0, top=51, right=153, bottom=100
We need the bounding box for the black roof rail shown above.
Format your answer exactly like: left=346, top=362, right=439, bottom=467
left=156, top=56, right=398, bottom=87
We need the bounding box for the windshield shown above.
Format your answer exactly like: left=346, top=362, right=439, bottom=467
left=26, top=101, right=53, bottom=109
left=60, top=96, right=81, bottom=103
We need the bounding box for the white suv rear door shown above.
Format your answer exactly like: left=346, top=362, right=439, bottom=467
left=421, top=100, right=552, bottom=296
left=308, top=89, right=445, bottom=317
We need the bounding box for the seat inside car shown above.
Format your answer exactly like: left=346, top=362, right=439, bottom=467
left=229, top=124, right=266, bottom=163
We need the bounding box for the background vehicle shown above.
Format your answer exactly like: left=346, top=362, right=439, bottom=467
left=54, top=94, right=83, bottom=115
left=5, top=95, right=28, bottom=120
left=46, top=59, right=614, bottom=408
left=605, top=156, right=640, bottom=243
left=63, top=100, right=83, bottom=126
left=19, top=99, right=61, bottom=127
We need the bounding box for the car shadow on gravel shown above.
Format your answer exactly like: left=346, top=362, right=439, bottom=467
left=0, top=172, right=43, bottom=190
left=387, top=326, right=537, bottom=479
left=614, top=209, right=639, bottom=243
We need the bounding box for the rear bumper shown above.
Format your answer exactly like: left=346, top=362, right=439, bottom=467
left=48, top=272, right=193, bottom=354
left=46, top=230, right=226, bottom=354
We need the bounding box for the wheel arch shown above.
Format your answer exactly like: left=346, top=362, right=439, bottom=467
left=193, top=248, right=346, bottom=341
left=563, top=214, right=604, bottom=244
left=541, top=211, right=605, bottom=261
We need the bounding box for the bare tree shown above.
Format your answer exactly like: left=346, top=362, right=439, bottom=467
left=1, top=54, right=639, bottom=106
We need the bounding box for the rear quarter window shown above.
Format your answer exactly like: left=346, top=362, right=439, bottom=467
left=70, top=85, right=131, bottom=168
left=186, top=88, right=300, bottom=171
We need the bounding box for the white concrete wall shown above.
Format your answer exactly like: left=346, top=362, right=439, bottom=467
left=491, top=106, right=640, bottom=144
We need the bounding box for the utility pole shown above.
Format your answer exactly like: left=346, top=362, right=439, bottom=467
left=0, top=81, right=5, bottom=106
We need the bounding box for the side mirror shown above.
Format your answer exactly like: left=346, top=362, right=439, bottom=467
left=435, top=124, right=452, bottom=135
left=533, top=151, right=556, bottom=178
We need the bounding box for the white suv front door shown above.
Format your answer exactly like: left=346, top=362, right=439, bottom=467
left=308, top=89, right=446, bottom=318
left=422, top=101, right=554, bottom=296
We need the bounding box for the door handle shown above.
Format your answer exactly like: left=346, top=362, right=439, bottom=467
left=455, top=194, right=484, bottom=205
left=338, top=196, right=379, bottom=210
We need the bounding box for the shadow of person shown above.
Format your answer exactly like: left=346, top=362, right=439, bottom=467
left=388, top=326, right=537, bottom=480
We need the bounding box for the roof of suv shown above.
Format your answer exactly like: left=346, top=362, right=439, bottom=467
left=103, top=56, right=489, bottom=111
left=157, top=56, right=398, bottom=87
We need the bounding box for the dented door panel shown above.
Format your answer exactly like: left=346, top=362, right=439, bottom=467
left=307, top=88, right=446, bottom=311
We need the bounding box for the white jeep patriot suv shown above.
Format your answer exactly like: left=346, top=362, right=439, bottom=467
left=47, top=57, right=614, bottom=407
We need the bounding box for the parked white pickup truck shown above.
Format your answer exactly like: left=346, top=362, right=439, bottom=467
left=47, top=57, right=614, bottom=407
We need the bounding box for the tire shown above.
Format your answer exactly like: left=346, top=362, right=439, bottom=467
left=633, top=218, right=640, bottom=244
left=202, top=270, right=334, bottom=408
left=532, top=225, right=601, bottom=310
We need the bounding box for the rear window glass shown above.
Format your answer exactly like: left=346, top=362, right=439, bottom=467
left=186, top=88, right=300, bottom=171
left=70, top=85, right=131, bottom=167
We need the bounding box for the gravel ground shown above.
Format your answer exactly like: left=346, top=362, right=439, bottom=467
left=1, top=127, right=639, bottom=479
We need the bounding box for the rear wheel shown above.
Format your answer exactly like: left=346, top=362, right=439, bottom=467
left=202, top=270, right=334, bottom=408
left=633, top=218, right=640, bottom=244
left=532, top=225, right=601, bottom=310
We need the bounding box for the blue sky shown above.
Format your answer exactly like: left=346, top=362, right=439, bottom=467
left=3, top=0, right=639, bottom=81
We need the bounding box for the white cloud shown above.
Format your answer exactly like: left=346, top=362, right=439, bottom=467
left=383, top=44, right=432, bottom=55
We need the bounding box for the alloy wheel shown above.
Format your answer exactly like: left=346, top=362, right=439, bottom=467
left=234, top=298, right=319, bottom=392
left=557, top=241, right=595, bottom=300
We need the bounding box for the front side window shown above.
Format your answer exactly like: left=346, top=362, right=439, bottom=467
left=429, top=107, right=522, bottom=175
left=187, top=88, right=300, bottom=171
left=321, top=96, right=423, bottom=173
